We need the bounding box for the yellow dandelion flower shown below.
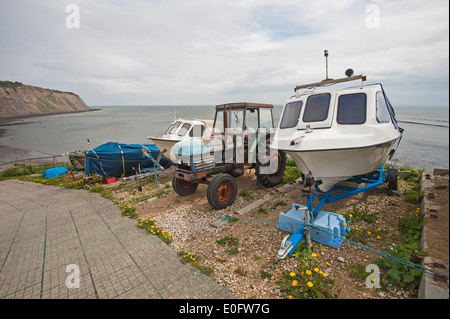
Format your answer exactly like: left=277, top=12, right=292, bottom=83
left=306, top=270, right=312, bottom=275
left=367, top=231, right=371, bottom=235
left=288, top=295, right=293, bottom=299
left=311, top=253, right=317, bottom=258
left=376, top=235, right=381, bottom=240
left=323, top=273, right=328, bottom=278
left=325, top=262, right=331, bottom=266
left=349, top=214, right=353, bottom=218
left=290, top=272, right=296, bottom=277
left=292, top=280, right=298, bottom=286
left=314, top=268, right=319, bottom=272
left=307, top=282, right=313, bottom=288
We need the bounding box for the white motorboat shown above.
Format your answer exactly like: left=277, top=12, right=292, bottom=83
left=273, top=72, right=403, bottom=192
left=147, top=118, right=213, bottom=159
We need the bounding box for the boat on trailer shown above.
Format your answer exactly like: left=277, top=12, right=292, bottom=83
left=273, top=71, right=403, bottom=192
left=147, top=118, right=213, bottom=160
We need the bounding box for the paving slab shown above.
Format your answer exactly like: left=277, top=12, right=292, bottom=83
left=0, top=179, right=233, bottom=299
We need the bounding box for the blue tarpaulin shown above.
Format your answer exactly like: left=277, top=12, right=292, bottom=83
left=43, top=167, right=70, bottom=178
left=84, top=142, right=170, bottom=177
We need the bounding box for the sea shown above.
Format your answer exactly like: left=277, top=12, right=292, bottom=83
left=0, top=104, right=448, bottom=171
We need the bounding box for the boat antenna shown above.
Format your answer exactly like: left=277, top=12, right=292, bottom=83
left=324, top=49, right=332, bottom=80
left=173, top=103, right=176, bottom=120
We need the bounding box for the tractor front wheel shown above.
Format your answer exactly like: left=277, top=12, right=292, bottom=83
left=206, top=173, right=237, bottom=210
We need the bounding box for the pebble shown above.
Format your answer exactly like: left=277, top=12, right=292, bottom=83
left=338, top=257, right=345, bottom=263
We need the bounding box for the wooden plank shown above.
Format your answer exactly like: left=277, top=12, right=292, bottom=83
left=295, top=75, right=365, bottom=90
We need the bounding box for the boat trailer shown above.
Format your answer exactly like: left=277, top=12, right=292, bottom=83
left=276, top=164, right=397, bottom=259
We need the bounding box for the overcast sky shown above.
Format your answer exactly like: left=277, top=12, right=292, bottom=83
left=0, top=0, right=448, bottom=107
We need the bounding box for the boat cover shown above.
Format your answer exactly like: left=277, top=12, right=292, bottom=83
left=43, top=167, right=70, bottom=178
left=84, top=142, right=170, bottom=177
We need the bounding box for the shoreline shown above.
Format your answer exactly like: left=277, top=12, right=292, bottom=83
left=0, top=108, right=101, bottom=125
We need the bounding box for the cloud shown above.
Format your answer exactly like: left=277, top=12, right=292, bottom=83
left=0, top=0, right=448, bottom=106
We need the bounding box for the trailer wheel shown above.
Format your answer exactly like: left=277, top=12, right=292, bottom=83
left=256, top=150, right=287, bottom=187
left=386, top=166, right=398, bottom=191
left=172, top=176, right=198, bottom=196
left=207, top=173, right=237, bottom=210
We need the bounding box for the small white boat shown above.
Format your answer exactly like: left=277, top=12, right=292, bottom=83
left=147, top=118, right=213, bottom=158
left=273, top=72, right=403, bottom=192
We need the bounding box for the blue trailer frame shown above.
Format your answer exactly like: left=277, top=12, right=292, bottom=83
left=306, top=164, right=386, bottom=219
left=276, top=164, right=387, bottom=258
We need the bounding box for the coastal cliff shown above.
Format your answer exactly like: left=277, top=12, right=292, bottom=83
left=0, top=81, right=90, bottom=117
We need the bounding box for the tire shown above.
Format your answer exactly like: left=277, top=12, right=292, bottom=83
left=206, top=173, right=237, bottom=210
left=256, top=150, right=287, bottom=187
left=172, top=176, right=198, bottom=196
left=229, top=168, right=244, bottom=178
left=387, top=166, right=399, bottom=191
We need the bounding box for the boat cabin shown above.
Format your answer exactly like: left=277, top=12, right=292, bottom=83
left=278, top=82, right=401, bottom=137
left=163, top=119, right=213, bottom=139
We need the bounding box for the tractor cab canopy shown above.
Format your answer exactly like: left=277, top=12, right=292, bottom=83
left=213, top=102, right=275, bottom=134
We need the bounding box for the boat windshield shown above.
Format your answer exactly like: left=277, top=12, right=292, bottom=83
left=376, top=91, right=391, bottom=123
left=337, top=93, right=366, bottom=124
left=168, top=121, right=181, bottom=134
left=280, top=101, right=303, bottom=129
left=303, top=93, right=331, bottom=122
left=165, top=123, right=175, bottom=135
left=177, top=123, right=191, bottom=136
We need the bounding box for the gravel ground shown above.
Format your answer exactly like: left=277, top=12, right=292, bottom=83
left=108, top=169, right=449, bottom=299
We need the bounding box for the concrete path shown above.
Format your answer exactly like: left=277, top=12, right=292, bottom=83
left=0, top=179, right=233, bottom=299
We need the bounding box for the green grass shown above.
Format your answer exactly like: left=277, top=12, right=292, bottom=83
left=0, top=164, right=70, bottom=181
left=238, top=189, right=253, bottom=201
left=216, top=235, right=239, bottom=247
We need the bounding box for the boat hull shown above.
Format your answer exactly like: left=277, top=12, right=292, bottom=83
left=147, top=137, right=180, bottom=155
left=284, top=138, right=399, bottom=192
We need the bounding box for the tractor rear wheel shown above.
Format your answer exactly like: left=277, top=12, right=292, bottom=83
left=256, top=149, right=287, bottom=187
left=172, top=176, right=199, bottom=196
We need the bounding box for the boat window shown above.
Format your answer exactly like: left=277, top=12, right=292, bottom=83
left=376, top=91, right=391, bottom=123
left=280, top=101, right=303, bottom=129
left=168, top=121, right=181, bottom=134
left=177, top=123, right=191, bottom=136
left=337, top=93, right=367, bottom=124
left=303, top=94, right=331, bottom=123
left=260, top=108, right=274, bottom=129
left=165, top=123, right=175, bottom=135
left=189, top=125, right=204, bottom=137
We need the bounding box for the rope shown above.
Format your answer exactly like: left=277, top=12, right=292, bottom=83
left=153, top=161, right=161, bottom=194
left=118, top=145, right=126, bottom=175
left=217, top=215, right=448, bottom=279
